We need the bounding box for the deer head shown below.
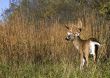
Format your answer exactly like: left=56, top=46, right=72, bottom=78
left=65, top=19, right=82, bottom=41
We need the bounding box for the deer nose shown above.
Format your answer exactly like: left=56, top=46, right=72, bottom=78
left=65, top=37, right=69, bottom=40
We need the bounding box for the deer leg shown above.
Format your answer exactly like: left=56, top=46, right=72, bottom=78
left=92, top=46, right=96, bottom=64
left=85, top=47, right=89, bottom=67
left=85, top=53, right=89, bottom=67
left=82, top=57, right=85, bottom=66
left=93, top=55, right=96, bottom=64
left=80, top=53, right=83, bottom=70
left=94, top=45, right=98, bottom=64
left=90, top=42, right=97, bottom=64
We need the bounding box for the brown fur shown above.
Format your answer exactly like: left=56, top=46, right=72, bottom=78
left=65, top=22, right=100, bottom=70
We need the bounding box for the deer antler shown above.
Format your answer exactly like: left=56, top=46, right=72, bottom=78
left=77, top=18, right=82, bottom=28
left=64, top=19, right=83, bottom=32
left=65, top=24, right=69, bottom=29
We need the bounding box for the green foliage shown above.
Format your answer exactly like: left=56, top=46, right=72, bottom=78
left=4, top=0, right=83, bottom=22
left=99, top=2, right=110, bottom=19
left=2, top=0, right=110, bottom=21
left=0, top=60, right=110, bottom=78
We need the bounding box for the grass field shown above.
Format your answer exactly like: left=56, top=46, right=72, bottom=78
left=0, top=57, right=110, bottom=78
left=0, top=20, right=109, bottom=78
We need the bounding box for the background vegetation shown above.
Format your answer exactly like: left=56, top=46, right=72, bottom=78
left=0, top=0, right=110, bottom=78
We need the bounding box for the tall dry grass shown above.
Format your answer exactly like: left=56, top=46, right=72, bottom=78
left=0, top=12, right=110, bottom=77
left=0, top=21, right=76, bottom=65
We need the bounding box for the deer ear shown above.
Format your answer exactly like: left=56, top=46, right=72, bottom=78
left=65, top=25, right=69, bottom=30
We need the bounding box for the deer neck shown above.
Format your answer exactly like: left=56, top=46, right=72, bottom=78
left=73, top=36, right=82, bottom=50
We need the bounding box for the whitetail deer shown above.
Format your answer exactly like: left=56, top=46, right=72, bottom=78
left=65, top=20, right=100, bottom=70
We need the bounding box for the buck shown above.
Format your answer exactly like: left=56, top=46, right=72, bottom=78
left=65, top=20, right=100, bottom=70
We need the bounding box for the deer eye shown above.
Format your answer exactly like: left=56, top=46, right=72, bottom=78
left=67, top=32, right=72, bottom=35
